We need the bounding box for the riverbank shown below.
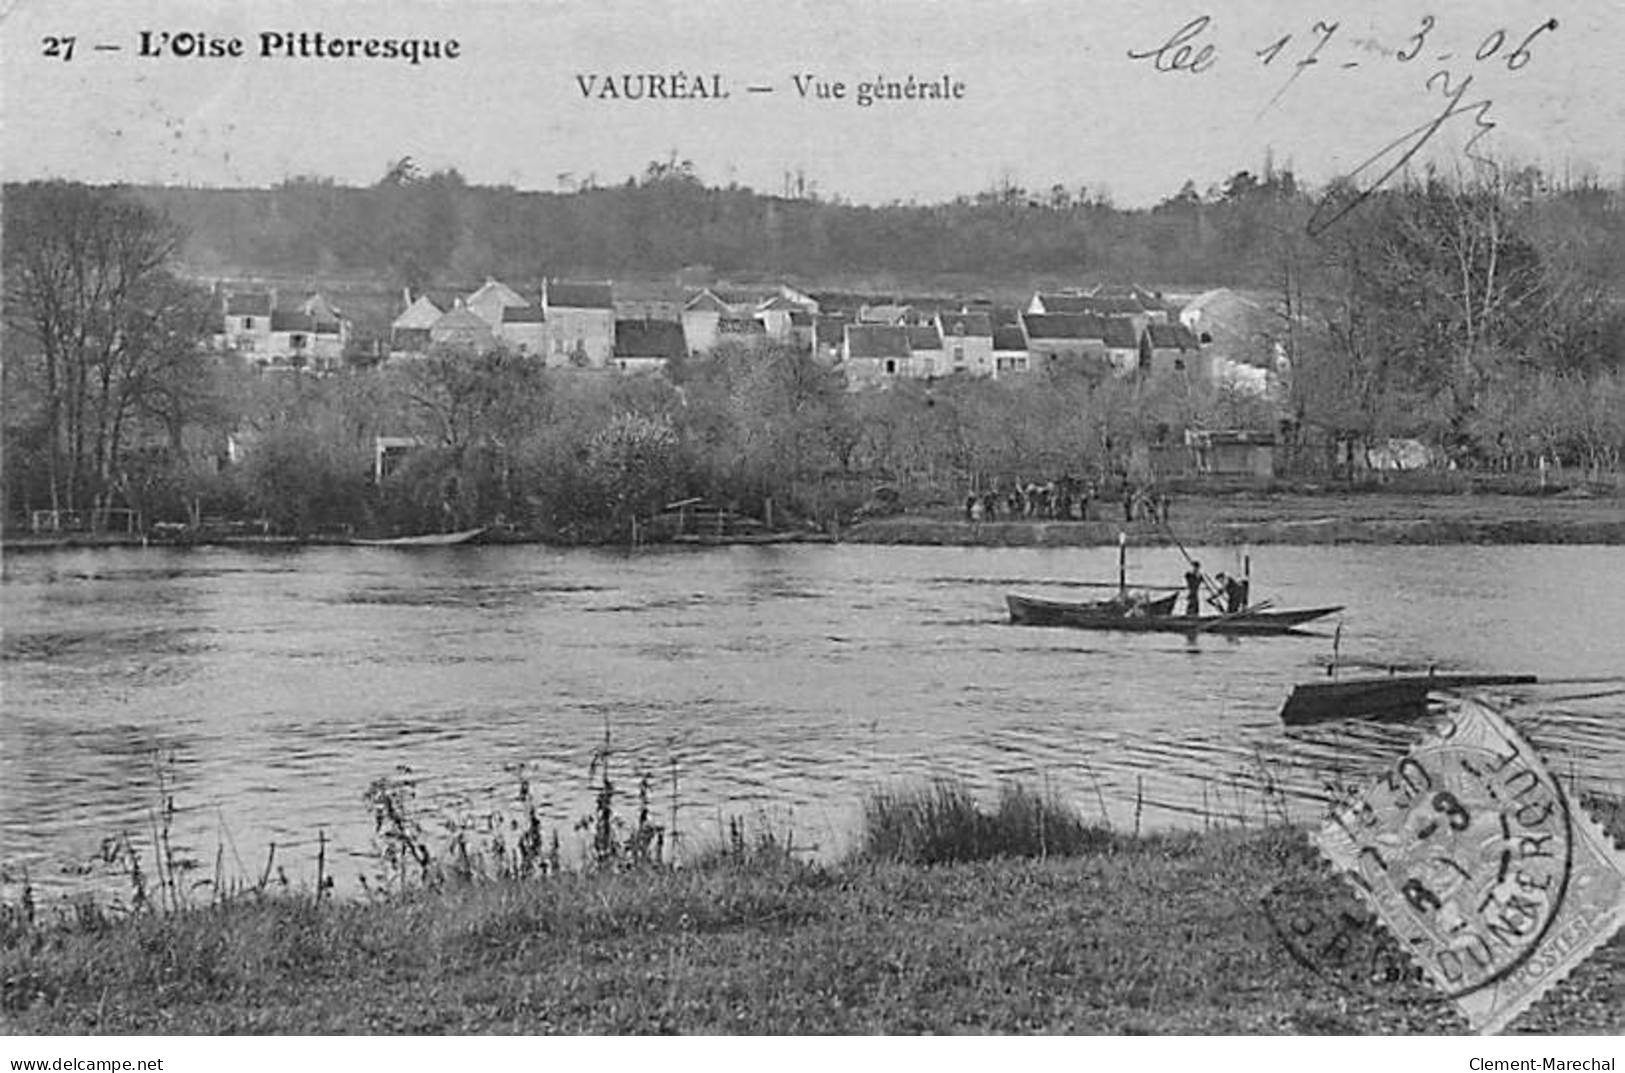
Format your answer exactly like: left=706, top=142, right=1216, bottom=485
left=845, top=490, right=1625, bottom=547
left=7, top=488, right=1622, bottom=553
left=5, top=821, right=1621, bottom=1035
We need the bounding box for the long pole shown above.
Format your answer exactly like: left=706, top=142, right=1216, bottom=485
left=1160, top=518, right=1225, bottom=605
left=1118, top=530, right=1127, bottom=598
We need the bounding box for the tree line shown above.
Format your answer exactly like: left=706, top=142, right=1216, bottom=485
left=124, top=157, right=1625, bottom=302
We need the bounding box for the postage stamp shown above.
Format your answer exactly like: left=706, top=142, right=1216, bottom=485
left=1312, top=694, right=1625, bottom=1034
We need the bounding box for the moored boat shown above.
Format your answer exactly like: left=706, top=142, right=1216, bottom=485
left=351, top=527, right=487, bottom=547
left=1279, top=673, right=1539, bottom=725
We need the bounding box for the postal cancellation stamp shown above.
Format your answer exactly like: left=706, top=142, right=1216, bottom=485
left=1313, top=695, right=1625, bottom=1034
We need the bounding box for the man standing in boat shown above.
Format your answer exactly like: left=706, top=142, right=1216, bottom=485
left=1184, top=561, right=1204, bottom=616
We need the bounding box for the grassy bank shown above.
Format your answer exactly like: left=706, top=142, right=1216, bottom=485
left=845, top=490, right=1625, bottom=547
left=6, top=783, right=1622, bottom=1035
left=7, top=485, right=1624, bottom=554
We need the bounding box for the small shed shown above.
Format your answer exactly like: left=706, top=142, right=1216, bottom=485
left=1187, top=429, right=1276, bottom=479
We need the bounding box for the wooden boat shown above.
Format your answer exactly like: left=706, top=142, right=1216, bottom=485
left=352, top=527, right=486, bottom=547
left=1280, top=673, right=1538, bottom=726
left=1006, top=591, right=1180, bottom=628
left=1006, top=592, right=1341, bottom=635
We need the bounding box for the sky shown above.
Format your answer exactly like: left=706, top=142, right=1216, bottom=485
left=2, top=0, right=1622, bottom=206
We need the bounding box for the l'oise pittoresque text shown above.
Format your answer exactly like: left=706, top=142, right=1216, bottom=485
left=132, top=30, right=460, bottom=63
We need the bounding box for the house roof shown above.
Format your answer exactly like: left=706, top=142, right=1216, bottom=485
left=815, top=315, right=849, bottom=347
left=992, top=326, right=1028, bottom=351
left=270, top=311, right=316, bottom=333
left=501, top=304, right=546, bottom=324
left=431, top=308, right=496, bottom=335
left=864, top=303, right=930, bottom=324
left=906, top=325, right=943, bottom=350
left=300, top=293, right=341, bottom=321
left=467, top=279, right=529, bottom=309
left=758, top=295, right=800, bottom=312
left=547, top=280, right=615, bottom=309
left=393, top=295, right=444, bottom=330
left=1034, top=292, right=1094, bottom=314
left=1091, top=295, right=1154, bottom=316
left=712, top=288, right=769, bottom=308
left=1091, top=283, right=1163, bottom=305
left=614, top=318, right=686, bottom=359
left=684, top=290, right=731, bottom=313
left=938, top=311, right=993, bottom=337
left=1023, top=313, right=1108, bottom=341
left=845, top=324, right=911, bottom=359
left=1101, top=317, right=1139, bottom=349
left=225, top=291, right=273, bottom=317
left=1147, top=322, right=1201, bottom=349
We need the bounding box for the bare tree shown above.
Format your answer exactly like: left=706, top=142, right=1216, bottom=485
left=3, top=182, right=212, bottom=522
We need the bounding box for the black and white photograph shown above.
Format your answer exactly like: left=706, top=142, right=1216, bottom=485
left=2, top=0, right=1623, bottom=1054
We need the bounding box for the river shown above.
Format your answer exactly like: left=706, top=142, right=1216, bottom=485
left=2, top=542, right=1621, bottom=903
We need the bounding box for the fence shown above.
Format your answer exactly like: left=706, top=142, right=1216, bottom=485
left=28, top=508, right=141, bottom=534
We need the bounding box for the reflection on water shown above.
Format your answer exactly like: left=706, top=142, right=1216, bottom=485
left=3, top=542, right=1622, bottom=902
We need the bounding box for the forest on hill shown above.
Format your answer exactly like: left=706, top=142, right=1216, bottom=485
left=124, top=157, right=1625, bottom=306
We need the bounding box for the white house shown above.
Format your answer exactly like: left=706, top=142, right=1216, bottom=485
left=544, top=280, right=616, bottom=368
left=935, top=311, right=995, bottom=376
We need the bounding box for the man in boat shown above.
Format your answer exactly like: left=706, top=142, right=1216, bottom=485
left=1215, top=572, right=1247, bottom=614
left=1184, top=561, right=1204, bottom=616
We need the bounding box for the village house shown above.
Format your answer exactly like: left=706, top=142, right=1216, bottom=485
left=906, top=324, right=945, bottom=378
left=680, top=285, right=818, bottom=355
left=391, top=292, right=443, bottom=353
left=935, top=310, right=995, bottom=376
left=842, top=324, right=912, bottom=388
left=680, top=289, right=731, bottom=354
left=991, top=324, right=1030, bottom=378
left=1021, top=312, right=1110, bottom=376
left=612, top=318, right=686, bottom=373
left=498, top=303, right=548, bottom=356
left=813, top=314, right=849, bottom=364
left=1102, top=317, right=1141, bottom=375
left=1178, top=287, right=1285, bottom=398
left=216, top=289, right=350, bottom=371
left=267, top=308, right=346, bottom=371
left=428, top=304, right=497, bottom=353
left=787, top=309, right=815, bottom=352
left=465, top=278, right=530, bottom=328
left=544, top=279, right=616, bottom=367
left=1030, top=286, right=1168, bottom=338
left=756, top=295, right=803, bottom=341
left=1140, top=322, right=1206, bottom=379
left=220, top=290, right=274, bottom=354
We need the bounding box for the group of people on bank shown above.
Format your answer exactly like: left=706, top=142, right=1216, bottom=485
left=963, top=478, right=1173, bottom=526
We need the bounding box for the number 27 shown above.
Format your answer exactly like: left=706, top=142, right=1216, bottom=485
left=43, top=36, right=77, bottom=61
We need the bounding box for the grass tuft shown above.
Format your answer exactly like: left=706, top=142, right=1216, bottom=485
left=855, top=779, right=1115, bottom=865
